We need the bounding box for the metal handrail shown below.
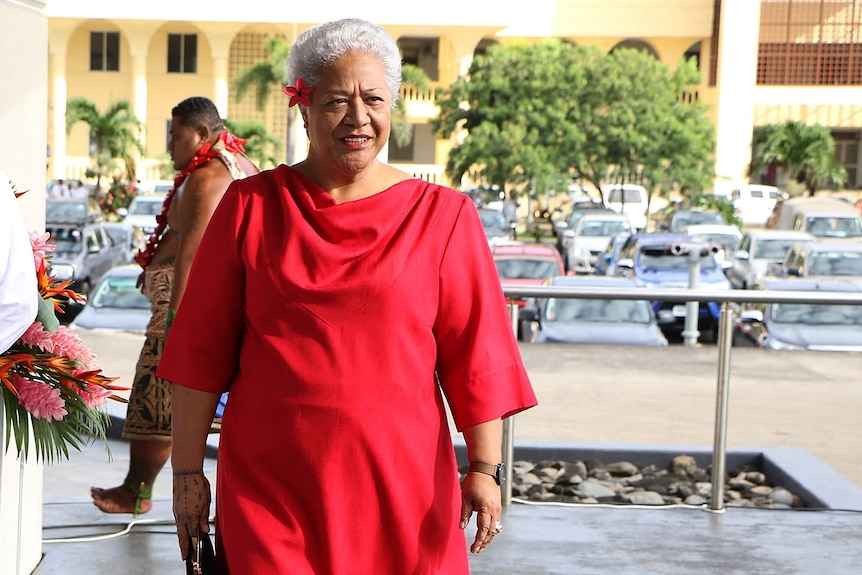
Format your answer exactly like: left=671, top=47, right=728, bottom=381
left=500, top=284, right=862, bottom=510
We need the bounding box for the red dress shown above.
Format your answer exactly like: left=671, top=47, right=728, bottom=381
left=158, top=165, right=537, bottom=574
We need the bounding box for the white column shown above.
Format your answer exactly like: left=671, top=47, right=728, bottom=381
left=214, top=56, right=229, bottom=118
left=712, top=0, right=762, bottom=196
left=51, top=50, right=67, bottom=181
left=132, top=54, right=148, bottom=149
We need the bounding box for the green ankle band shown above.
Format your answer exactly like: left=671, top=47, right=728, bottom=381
left=123, top=480, right=154, bottom=517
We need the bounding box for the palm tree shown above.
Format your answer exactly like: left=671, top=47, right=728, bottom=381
left=223, top=118, right=281, bottom=170
left=233, top=36, right=430, bottom=161
left=751, top=120, right=848, bottom=196
left=65, top=97, right=144, bottom=191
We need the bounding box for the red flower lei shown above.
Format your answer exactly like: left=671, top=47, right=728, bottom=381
left=133, top=131, right=247, bottom=270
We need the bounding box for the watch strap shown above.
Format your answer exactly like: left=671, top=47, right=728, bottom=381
left=468, top=461, right=504, bottom=485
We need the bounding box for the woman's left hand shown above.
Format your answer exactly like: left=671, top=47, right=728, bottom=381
left=459, top=472, right=502, bottom=553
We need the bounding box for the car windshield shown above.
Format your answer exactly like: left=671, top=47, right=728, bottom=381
left=495, top=258, right=560, bottom=279
left=46, top=227, right=83, bottom=257
left=688, top=233, right=740, bottom=250
left=753, top=239, right=802, bottom=259
left=46, top=201, right=88, bottom=221
left=807, top=252, right=862, bottom=276
left=545, top=298, right=652, bottom=324
left=772, top=303, right=862, bottom=325
left=638, top=252, right=718, bottom=271
left=90, top=276, right=149, bottom=309
left=578, top=220, right=631, bottom=237
left=607, top=189, right=642, bottom=203
left=129, top=199, right=165, bottom=216
left=805, top=216, right=862, bottom=238
left=479, top=210, right=507, bottom=230
left=671, top=212, right=724, bottom=231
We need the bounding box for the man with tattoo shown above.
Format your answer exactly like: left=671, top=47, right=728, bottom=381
left=91, top=96, right=259, bottom=514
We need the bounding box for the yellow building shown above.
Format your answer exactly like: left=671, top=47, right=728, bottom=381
left=41, top=0, right=862, bottom=194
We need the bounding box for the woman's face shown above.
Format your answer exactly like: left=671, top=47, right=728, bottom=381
left=302, top=50, right=392, bottom=178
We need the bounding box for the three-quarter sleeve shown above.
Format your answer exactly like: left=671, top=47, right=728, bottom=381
left=157, top=182, right=247, bottom=393
left=433, top=198, right=537, bottom=430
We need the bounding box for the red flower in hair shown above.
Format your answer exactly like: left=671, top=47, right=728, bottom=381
left=283, top=77, right=314, bottom=107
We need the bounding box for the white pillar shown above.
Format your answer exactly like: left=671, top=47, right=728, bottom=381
left=132, top=54, right=148, bottom=149
left=51, top=50, right=67, bottom=181
left=712, top=0, right=762, bottom=196
left=214, top=56, right=229, bottom=119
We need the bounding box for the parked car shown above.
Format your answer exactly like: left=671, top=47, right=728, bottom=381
left=724, top=230, right=816, bottom=289
left=734, top=277, right=862, bottom=351
left=477, top=207, right=511, bottom=246
left=122, top=193, right=167, bottom=236
left=767, top=196, right=862, bottom=238
left=678, top=223, right=743, bottom=268
left=592, top=232, right=632, bottom=276
left=492, top=242, right=566, bottom=341
left=614, top=233, right=731, bottom=341
left=659, top=208, right=725, bottom=233
left=69, top=264, right=151, bottom=333
left=45, top=221, right=130, bottom=320
left=601, top=183, right=649, bottom=231
left=564, top=212, right=633, bottom=273
left=767, top=240, right=862, bottom=281
left=731, top=184, right=787, bottom=227
left=46, top=197, right=103, bottom=224
left=102, top=222, right=146, bottom=264
left=526, top=276, right=667, bottom=346
left=553, top=199, right=611, bottom=254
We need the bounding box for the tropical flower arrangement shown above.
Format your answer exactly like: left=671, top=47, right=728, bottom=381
left=1, top=202, right=127, bottom=463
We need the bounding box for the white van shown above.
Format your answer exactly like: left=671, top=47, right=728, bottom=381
left=601, top=184, right=648, bottom=231
left=732, top=184, right=787, bottom=226
left=768, top=196, right=862, bottom=239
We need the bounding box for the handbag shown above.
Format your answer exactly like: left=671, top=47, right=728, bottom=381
left=186, top=531, right=218, bottom=575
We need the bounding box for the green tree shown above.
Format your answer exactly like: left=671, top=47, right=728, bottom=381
left=223, top=118, right=281, bottom=170
left=233, top=36, right=430, bottom=161
left=65, top=97, right=143, bottom=190
left=751, top=120, right=848, bottom=196
left=433, top=41, right=715, bottom=208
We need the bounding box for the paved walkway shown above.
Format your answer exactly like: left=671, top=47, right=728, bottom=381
left=33, top=331, right=862, bottom=574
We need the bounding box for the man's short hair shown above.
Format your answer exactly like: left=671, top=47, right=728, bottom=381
left=172, top=96, right=224, bottom=133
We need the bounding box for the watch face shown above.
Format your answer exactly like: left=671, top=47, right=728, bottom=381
left=495, top=463, right=505, bottom=485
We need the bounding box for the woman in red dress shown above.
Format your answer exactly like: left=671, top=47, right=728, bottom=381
left=159, top=18, right=537, bottom=574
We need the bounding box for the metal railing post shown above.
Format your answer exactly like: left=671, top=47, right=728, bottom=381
left=501, top=303, right=520, bottom=505
left=709, top=303, right=735, bottom=511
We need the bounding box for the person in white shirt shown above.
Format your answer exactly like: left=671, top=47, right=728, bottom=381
left=0, top=169, right=39, bottom=353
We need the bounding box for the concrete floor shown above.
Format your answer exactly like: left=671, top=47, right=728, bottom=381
left=32, top=332, right=862, bottom=574
left=37, top=436, right=862, bottom=574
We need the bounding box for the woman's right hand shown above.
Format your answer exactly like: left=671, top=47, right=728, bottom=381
left=172, top=470, right=212, bottom=560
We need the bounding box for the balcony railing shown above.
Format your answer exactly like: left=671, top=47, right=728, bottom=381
left=499, top=284, right=862, bottom=509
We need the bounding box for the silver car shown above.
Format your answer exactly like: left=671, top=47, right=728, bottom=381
left=529, top=276, right=668, bottom=346
left=724, top=230, right=815, bottom=289
left=734, top=277, right=862, bottom=351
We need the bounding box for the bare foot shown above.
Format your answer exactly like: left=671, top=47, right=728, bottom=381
left=91, top=485, right=153, bottom=515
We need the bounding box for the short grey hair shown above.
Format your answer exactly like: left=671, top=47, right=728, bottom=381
left=285, top=18, right=402, bottom=109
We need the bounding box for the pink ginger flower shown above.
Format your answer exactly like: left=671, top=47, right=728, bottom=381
left=29, top=231, right=54, bottom=270
left=19, top=324, right=95, bottom=367
left=50, top=326, right=96, bottom=367
left=20, top=322, right=54, bottom=351
left=13, top=374, right=67, bottom=422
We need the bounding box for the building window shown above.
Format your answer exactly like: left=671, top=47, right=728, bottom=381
left=168, top=33, right=197, bottom=74
left=758, top=0, right=862, bottom=85
left=90, top=31, right=119, bottom=71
